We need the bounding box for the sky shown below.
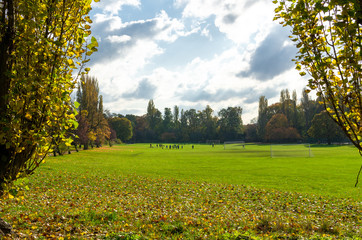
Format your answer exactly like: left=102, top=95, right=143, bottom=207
left=87, top=0, right=309, bottom=124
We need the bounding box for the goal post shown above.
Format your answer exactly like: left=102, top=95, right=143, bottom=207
left=223, top=141, right=245, bottom=150
left=270, top=143, right=313, bottom=158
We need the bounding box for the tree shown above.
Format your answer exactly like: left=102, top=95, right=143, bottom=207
left=245, top=124, right=258, bottom=142
left=0, top=0, right=97, bottom=196
left=257, top=96, right=269, bottom=140
left=218, top=107, right=243, bottom=141
left=265, top=113, right=301, bottom=143
left=163, top=107, right=173, bottom=132
left=146, top=99, right=162, bottom=141
left=200, top=105, right=218, bottom=141
left=109, top=117, right=133, bottom=142
left=308, top=110, right=346, bottom=144
left=75, top=110, right=90, bottom=149
left=274, top=0, right=362, bottom=185
left=76, top=76, right=109, bottom=149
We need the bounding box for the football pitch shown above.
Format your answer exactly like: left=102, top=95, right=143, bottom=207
left=47, top=143, right=361, bottom=199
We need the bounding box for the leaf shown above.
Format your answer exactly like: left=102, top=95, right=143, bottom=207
left=74, top=101, right=80, bottom=109
left=25, top=112, right=32, bottom=120
left=67, top=59, right=74, bottom=66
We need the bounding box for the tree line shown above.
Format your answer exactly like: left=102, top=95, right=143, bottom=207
left=67, top=76, right=348, bottom=152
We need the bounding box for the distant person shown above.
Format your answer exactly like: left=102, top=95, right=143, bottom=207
left=192, top=145, right=194, bottom=149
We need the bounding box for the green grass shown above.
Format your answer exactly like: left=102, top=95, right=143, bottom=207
left=0, top=143, right=361, bottom=239
left=43, top=143, right=361, bottom=199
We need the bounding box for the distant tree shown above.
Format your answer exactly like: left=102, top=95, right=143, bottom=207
left=265, top=114, right=301, bottom=142
left=218, top=107, right=243, bottom=141
left=161, top=132, right=176, bottom=142
left=173, top=105, right=180, bottom=127
left=245, top=124, right=258, bottom=142
left=173, top=105, right=180, bottom=140
left=274, top=0, right=362, bottom=185
left=200, top=105, right=218, bottom=141
left=133, top=116, right=148, bottom=143
left=308, top=111, right=346, bottom=145
left=257, top=96, right=269, bottom=140
left=146, top=100, right=162, bottom=141
left=163, top=108, right=173, bottom=132
left=180, top=109, right=190, bottom=142
left=300, top=89, right=314, bottom=136
left=184, top=109, right=202, bottom=142
left=109, top=117, right=133, bottom=142
left=76, top=76, right=109, bottom=149
left=75, top=110, right=90, bottom=148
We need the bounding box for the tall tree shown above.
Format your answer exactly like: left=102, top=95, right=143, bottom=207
left=163, top=107, right=173, bottom=132
left=146, top=100, right=162, bottom=141
left=265, top=113, right=301, bottom=143
left=275, top=0, right=362, bottom=185
left=76, top=76, right=109, bottom=149
left=109, top=117, right=133, bottom=142
left=218, top=107, right=243, bottom=141
left=0, top=0, right=97, bottom=196
left=201, top=105, right=217, bottom=141
left=257, top=96, right=269, bottom=140
left=308, top=111, right=346, bottom=145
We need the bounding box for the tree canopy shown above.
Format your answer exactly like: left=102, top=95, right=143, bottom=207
left=274, top=0, right=362, bottom=185
left=0, top=0, right=98, bottom=195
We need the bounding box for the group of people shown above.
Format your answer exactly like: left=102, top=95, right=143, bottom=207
left=149, top=143, right=190, bottom=150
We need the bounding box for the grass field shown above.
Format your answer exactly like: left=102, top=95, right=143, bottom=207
left=0, top=143, right=361, bottom=239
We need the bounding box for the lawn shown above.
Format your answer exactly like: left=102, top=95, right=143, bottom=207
left=0, top=143, right=361, bottom=239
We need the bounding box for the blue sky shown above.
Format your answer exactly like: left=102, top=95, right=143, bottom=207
left=88, top=0, right=308, bottom=123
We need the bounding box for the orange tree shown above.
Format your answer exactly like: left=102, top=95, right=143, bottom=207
left=0, top=0, right=98, bottom=196
left=274, top=0, right=362, bottom=186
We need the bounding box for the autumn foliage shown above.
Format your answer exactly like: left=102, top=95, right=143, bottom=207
left=265, top=114, right=301, bottom=143
left=0, top=0, right=98, bottom=195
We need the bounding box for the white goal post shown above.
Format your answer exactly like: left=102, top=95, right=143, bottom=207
left=270, top=143, right=313, bottom=158
left=223, top=141, right=245, bottom=150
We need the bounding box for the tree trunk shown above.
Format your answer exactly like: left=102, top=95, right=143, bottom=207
left=0, top=0, right=15, bottom=116
left=0, top=146, right=13, bottom=196
left=74, top=143, right=79, bottom=152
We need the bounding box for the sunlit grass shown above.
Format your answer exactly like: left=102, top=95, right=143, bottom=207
left=0, top=143, right=361, bottom=239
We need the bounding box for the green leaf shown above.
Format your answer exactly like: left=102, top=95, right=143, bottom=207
left=74, top=101, right=80, bottom=109
left=323, top=16, right=333, bottom=21
left=91, top=36, right=98, bottom=47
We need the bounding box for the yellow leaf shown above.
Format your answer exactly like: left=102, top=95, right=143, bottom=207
left=25, top=112, right=32, bottom=120
left=67, top=59, right=74, bottom=66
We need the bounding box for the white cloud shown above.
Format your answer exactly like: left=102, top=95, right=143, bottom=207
left=93, top=14, right=123, bottom=31
left=93, top=0, right=141, bottom=15
left=107, top=35, right=132, bottom=43
left=154, top=10, right=198, bottom=42
left=87, top=0, right=304, bottom=123
left=90, top=39, right=164, bottom=99
left=178, top=0, right=276, bottom=45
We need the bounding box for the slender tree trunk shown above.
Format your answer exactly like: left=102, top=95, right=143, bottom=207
left=74, top=143, right=79, bottom=152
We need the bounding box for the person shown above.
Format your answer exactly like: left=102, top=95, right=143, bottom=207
left=192, top=145, right=194, bottom=149
left=212, top=143, right=214, bottom=148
